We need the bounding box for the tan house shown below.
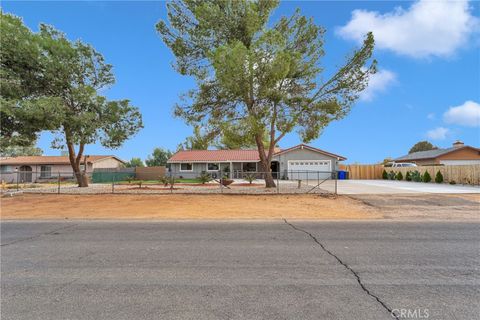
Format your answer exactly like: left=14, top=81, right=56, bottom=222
left=0, top=155, right=125, bottom=183
left=394, top=141, right=480, bottom=166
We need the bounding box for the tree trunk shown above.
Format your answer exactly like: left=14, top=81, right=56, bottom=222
left=66, top=141, right=89, bottom=187
left=254, top=134, right=276, bottom=188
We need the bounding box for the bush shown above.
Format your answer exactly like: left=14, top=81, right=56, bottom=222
left=410, top=170, right=422, bottom=182
left=405, top=171, right=412, bottom=181
left=422, top=171, right=432, bottom=183
left=449, top=180, right=456, bottom=185
left=396, top=172, right=403, bottom=181
left=198, top=172, right=212, bottom=184
left=243, top=173, right=256, bottom=184
left=382, top=170, right=388, bottom=180
left=159, top=176, right=169, bottom=186
left=435, top=171, right=444, bottom=183
left=387, top=171, right=396, bottom=180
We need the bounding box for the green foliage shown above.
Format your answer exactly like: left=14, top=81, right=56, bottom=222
left=382, top=170, right=388, bottom=180
left=435, top=171, right=444, bottom=183
left=387, top=171, right=396, bottom=180
left=145, top=147, right=172, bottom=166
left=157, top=0, right=376, bottom=187
left=405, top=171, right=412, bottom=181
left=197, top=172, right=212, bottom=184
left=0, top=144, right=43, bottom=157
left=410, top=170, right=422, bottom=182
left=244, top=173, right=257, bottom=184
left=422, top=171, right=432, bottom=183
left=177, top=126, right=213, bottom=150
left=124, top=157, right=144, bottom=168
left=159, top=176, right=170, bottom=186
left=396, top=172, right=403, bottom=181
left=409, top=141, right=437, bottom=154
left=0, top=13, right=143, bottom=186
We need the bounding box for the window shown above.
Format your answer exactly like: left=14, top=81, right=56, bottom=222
left=0, top=165, right=11, bottom=173
left=180, top=163, right=193, bottom=171
left=242, top=162, right=256, bottom=172
left=40, top=165, right=52, bottom=178
left=207, top=163, right=219, bottom=171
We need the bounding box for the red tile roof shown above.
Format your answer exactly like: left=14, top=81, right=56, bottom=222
left=0, top=155, right=123, bottom=165
left=168, top=144, right=346, bottom=162
left=168, top=149, right=261, bottom=162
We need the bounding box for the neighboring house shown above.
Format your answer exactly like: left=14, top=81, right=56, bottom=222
left=167, top=144, right=346, bottom=180
left=0, top=155, right=125, bottom=183
left=394, top=141, right=480, bottom=166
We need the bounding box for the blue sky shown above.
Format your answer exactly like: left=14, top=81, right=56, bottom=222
left=2, top=0, right=480, bottom=163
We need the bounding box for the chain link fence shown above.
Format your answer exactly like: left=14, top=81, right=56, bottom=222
left=1, top=170, right=338, bottom=195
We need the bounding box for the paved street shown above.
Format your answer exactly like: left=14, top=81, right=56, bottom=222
left=1, top=220, right=479, bottom=320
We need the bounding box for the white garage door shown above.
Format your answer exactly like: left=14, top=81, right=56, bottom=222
left=287, top=160, right=332, bottom=180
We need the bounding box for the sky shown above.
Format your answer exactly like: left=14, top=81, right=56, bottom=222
left=2, top=0, right=480, bottom=163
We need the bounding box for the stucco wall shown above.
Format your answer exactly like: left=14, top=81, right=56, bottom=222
left=92, top=157, right=124, bottom=169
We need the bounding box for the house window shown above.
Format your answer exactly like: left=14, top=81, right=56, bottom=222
left=207, top=163, right=219, bottom=171
left=0, top=165, right=11, bottom=173
left=180, top=163, right=193, bottom=171
left=242, top=162, right=256, bottom=172
left=40, top=165, right=52, bottom=178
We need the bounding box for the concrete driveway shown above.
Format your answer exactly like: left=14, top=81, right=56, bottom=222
left=336, top=180, right=480, bottom=194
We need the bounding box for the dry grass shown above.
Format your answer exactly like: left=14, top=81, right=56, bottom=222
left=0, top=194, right=381, bottom=220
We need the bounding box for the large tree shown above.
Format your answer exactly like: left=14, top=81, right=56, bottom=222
left=409, top=141, right=437, bottom=154
left=124, top=157, right=145, bottom=168
left=157, top=0, right=376, bottom=187
left=1, top=13, right=143, bottom=187
left=0, top=145, right=43, bottom=157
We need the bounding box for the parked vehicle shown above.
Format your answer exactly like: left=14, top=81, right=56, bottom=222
left=384, top=162, right=417, bottom=168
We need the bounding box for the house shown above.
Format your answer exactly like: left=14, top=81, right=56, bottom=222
left=394, top=141, right=480, bottom=166
left=0, top=155, right=125, bottom=183
left=167, top=144, right=346, bottom=180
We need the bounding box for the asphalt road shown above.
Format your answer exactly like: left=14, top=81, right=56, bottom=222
left=1, top=220, right=479, bottom=320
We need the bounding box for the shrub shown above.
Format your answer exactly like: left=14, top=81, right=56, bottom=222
left=410, top=170, right=422, bottom=182
left=244, top=173, right=256, bottom=184
left=159, top=176, right=169, bottom=186
left=422, top=171, right=432, bottom=183
left=387, top=171, right=396, bottom=180
left=435, top=171, right=444, bottom=183
left=198, top=172, right=212, bottom=184
left=405, top=171, right=412, bottom=181
left=382, top=170, right=388, bottom=180
left=396, top=172, right=403, bottom=181
left=449, top=180, right=456, bottom=185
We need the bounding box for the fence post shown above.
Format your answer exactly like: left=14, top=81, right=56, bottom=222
left=334, top=170, right=338, bottom=195
left=58, top=172, right=61, bottom=194
left=112, top=172, right=115, bottom=194
left=276, top=172, right=279, bottom=194
left=16, top=170, right=19, bottom=191
left=220, top=169, right=223, bottom=193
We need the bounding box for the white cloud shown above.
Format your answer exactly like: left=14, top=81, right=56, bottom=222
left=360, top=69, right=396, bottom=101
left=337, top=0, right=479, bottom=58
left=443, top=100, right=480, bottom=127
left=427, top=113, right=435, bottom=120
left=426, top=127, right=450, bottom=140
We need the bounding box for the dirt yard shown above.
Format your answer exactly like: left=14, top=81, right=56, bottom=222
left=1, top=193, right=478, bottom=221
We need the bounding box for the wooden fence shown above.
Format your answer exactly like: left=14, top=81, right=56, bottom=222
left=339, top=164, right=480, bottom=185
left=135, top=166, right=166, bottom=180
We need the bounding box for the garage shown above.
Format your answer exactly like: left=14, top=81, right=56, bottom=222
left=287, top=160, right=331, bottom=180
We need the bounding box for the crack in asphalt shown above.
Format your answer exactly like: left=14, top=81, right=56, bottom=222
left=283, top=219, right=399, bottom=320
left=0, top=224, right=78, bottom=247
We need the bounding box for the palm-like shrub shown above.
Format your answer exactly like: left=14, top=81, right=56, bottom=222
left=387, top=171, right=396, bottom=180
left=198, top=172, right=212, bottom=184
left=244, top=173, right=256, bottom=184
left=410, top=170, right=422, bottom=182
left=405, top=171, right=412, bottom=181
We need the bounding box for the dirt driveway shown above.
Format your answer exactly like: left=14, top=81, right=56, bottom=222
left=1, top=193, right=478, bottom=221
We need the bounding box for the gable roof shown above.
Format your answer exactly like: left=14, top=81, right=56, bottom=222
left=0, top=155, right=124, bottom=166
left=394, top=146, right=480, bottom=161
left=168, top=144, right=346, bottom=163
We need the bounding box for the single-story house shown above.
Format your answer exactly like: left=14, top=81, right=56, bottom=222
left=167, top=144, right=346, bottom=180
left=394, top=141, right=480, bottom=166
left=0, top=155, right=125, bottom=183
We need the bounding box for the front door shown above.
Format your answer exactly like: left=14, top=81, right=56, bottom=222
left=19, top=165, right=32, bottom=182
left=270, top=161, right=279, bottom=179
